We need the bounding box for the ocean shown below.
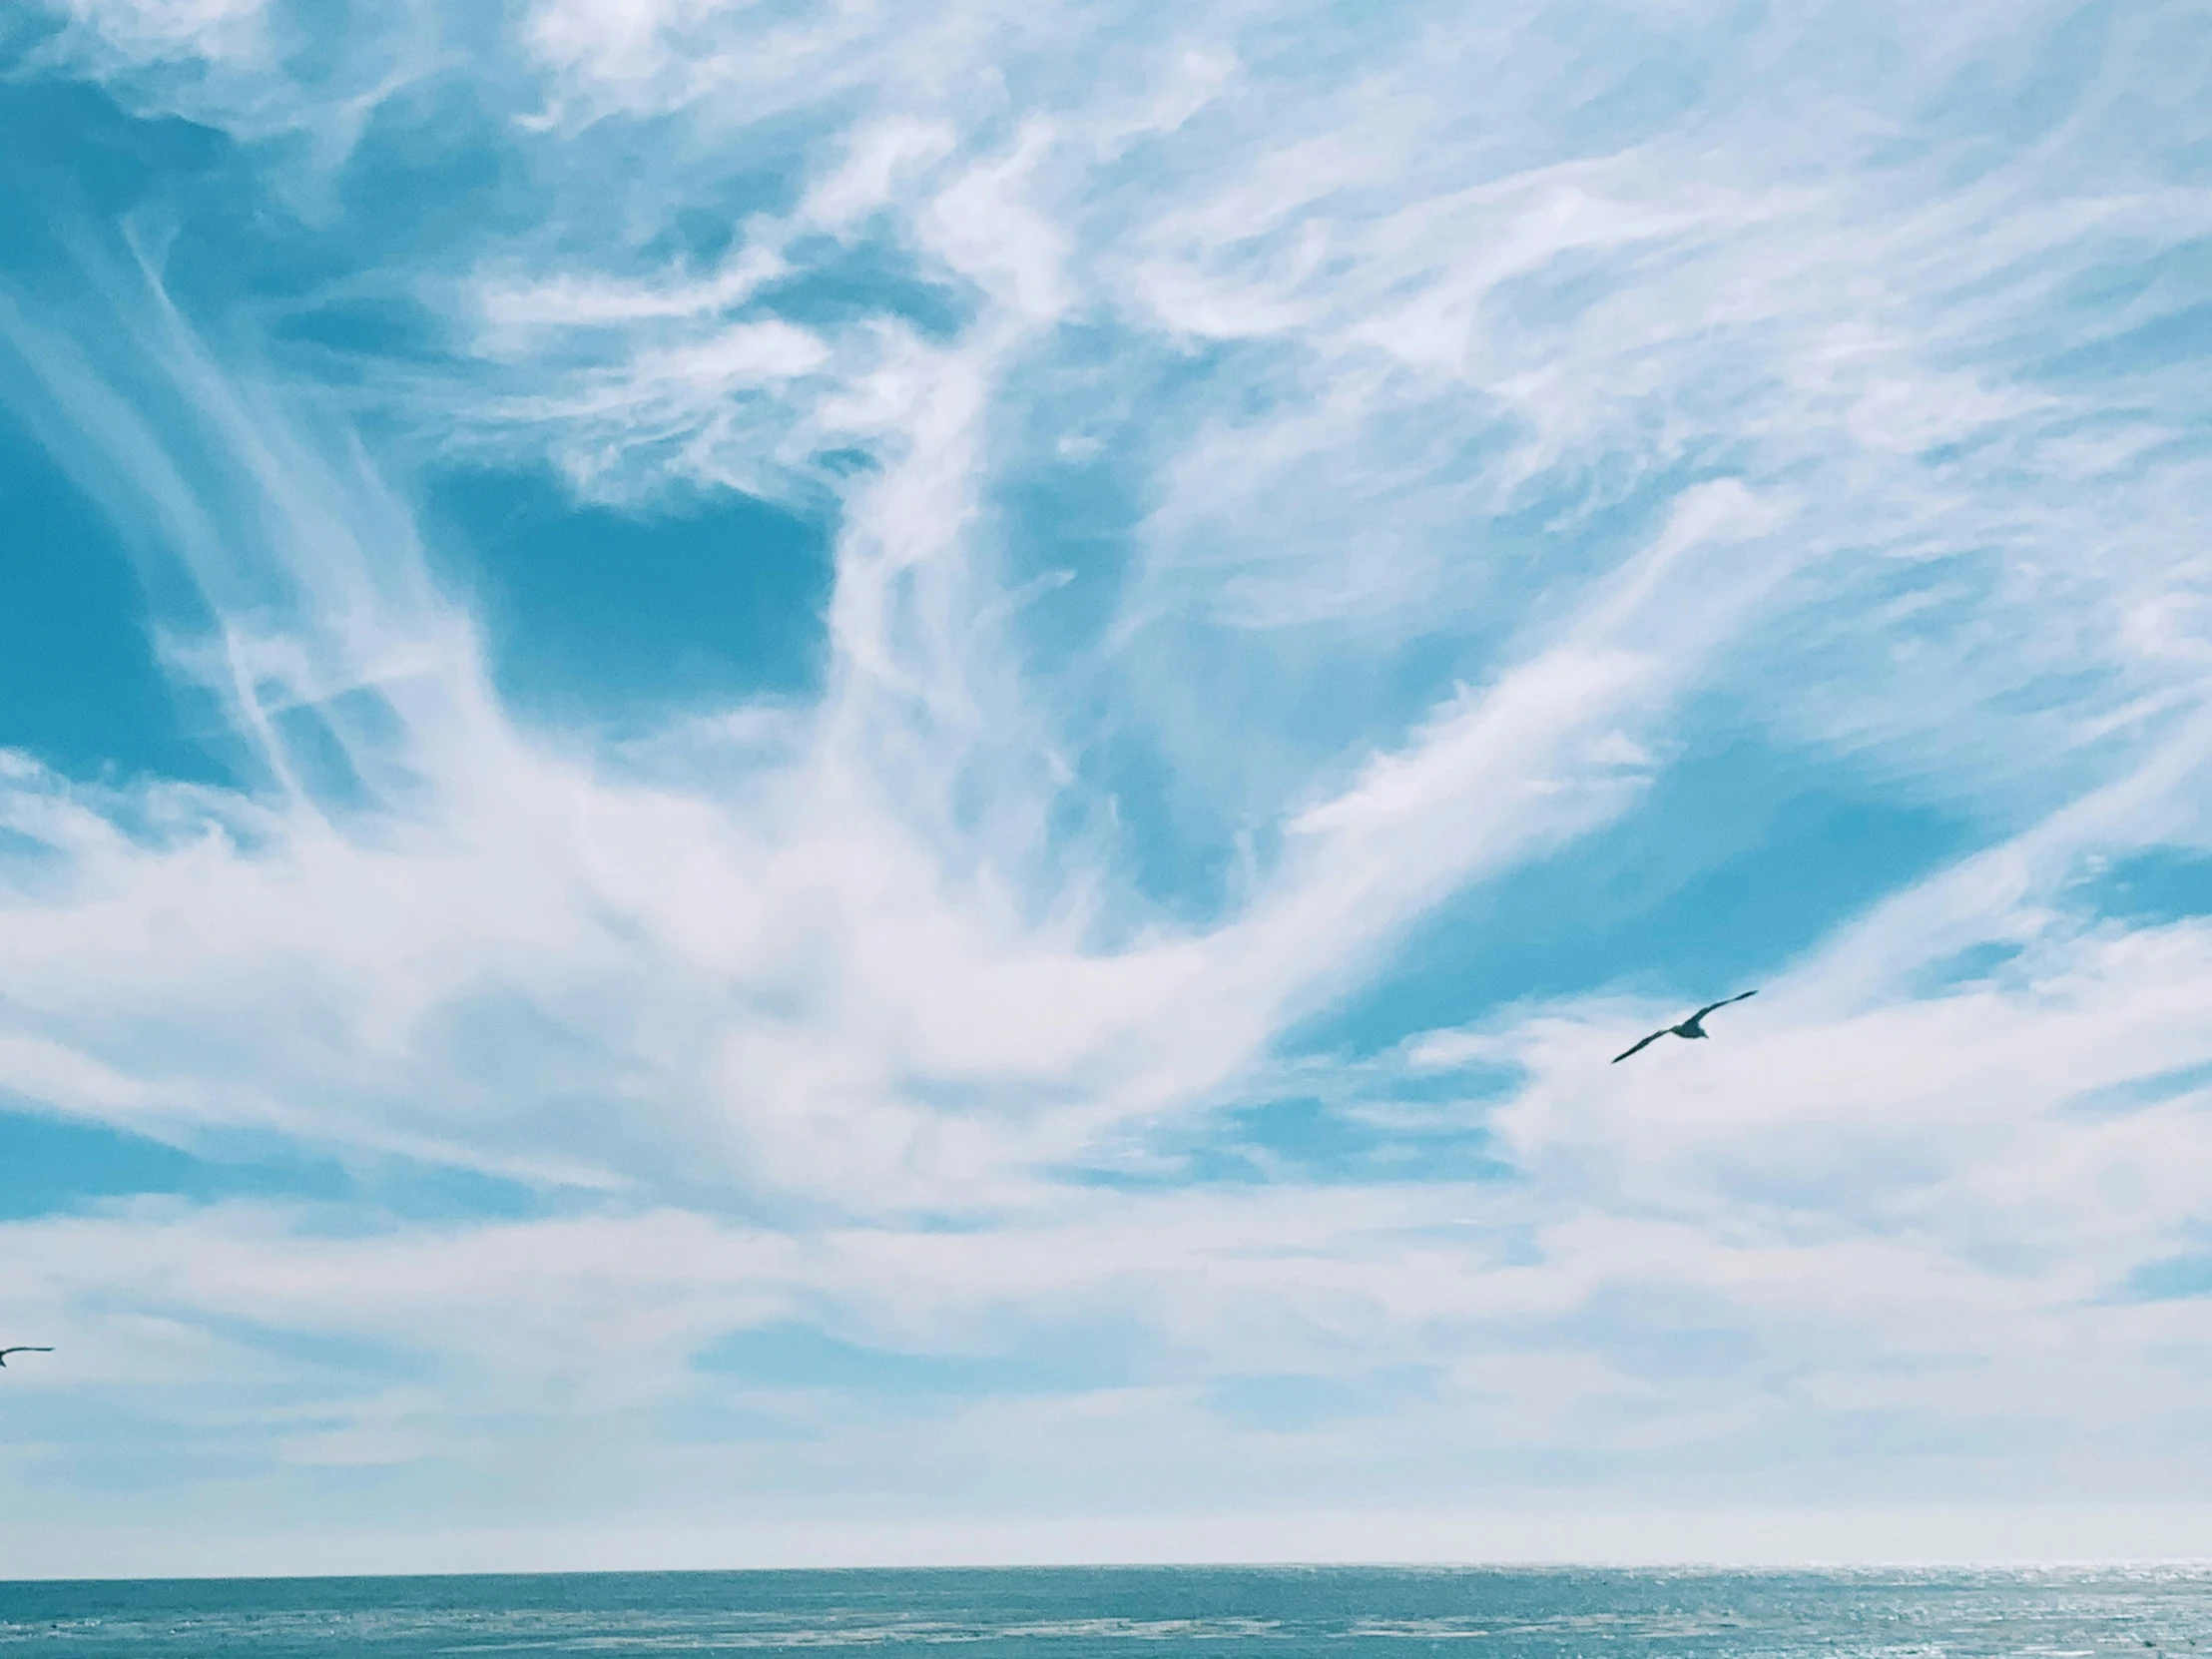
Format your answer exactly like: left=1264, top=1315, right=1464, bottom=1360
left=0, top=1566, right=2206, bottom=1656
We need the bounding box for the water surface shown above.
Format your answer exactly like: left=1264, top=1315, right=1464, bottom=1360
left=2, top=1565, right=2207, bottom=1656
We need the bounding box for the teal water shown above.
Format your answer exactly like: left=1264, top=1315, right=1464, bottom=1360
left=0, top=1567, right=2206, bottom=1655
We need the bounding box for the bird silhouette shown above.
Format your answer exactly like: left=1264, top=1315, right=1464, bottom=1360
left=1612, top=991, right=1758, bottom=1063
left=0, top=1348, right=54, bottom=1368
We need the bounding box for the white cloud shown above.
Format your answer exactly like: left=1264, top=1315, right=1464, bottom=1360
left=7, top=0, right=2212, bottom=1572
left=39, top=0, right=273, bottom=67
left=804, top=116, right=961, bottom=232
left=918, top=120, right=1071, bottom=322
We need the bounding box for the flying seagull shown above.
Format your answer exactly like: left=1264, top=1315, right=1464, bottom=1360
left=1611, top=990, right=1758, bottom=1063
left=0, top=1348, right=53, bottom=1368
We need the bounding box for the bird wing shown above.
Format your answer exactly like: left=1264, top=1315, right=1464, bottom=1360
left=0, top=1348, right=52, bottom=1356
left=1611, top=1029, right=1669, bottom=1063
left=1689, top=989, right=1758, bottom=1022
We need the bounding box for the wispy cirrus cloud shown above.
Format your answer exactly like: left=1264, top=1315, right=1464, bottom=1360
left=2, top=0, right=2211, bottom=1575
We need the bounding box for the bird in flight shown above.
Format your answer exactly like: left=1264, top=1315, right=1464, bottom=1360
left=1612, top=991, right=1758, bottom=1063
left=0, top=1348, right=54, bottom=1368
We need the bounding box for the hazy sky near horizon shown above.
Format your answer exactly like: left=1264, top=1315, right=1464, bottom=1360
left=4, top=0, right=2212, bottom=1576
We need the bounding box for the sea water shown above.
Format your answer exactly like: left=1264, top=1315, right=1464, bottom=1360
left=1, top=1565, right=2207, bottom=1656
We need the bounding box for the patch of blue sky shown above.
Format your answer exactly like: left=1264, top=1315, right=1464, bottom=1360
left=2049, top=238, right=2212, bottom=330
left=422, top=465, right=832, bottom=735
left=266, top=290, right=453, bottom=372
left=1203, top=1370, right=1431, bottom=1433
left=0, top=1108, right=330, bottom=1219
left=0, top=71, right=416, bottom=414
left=325, top=73, right=529, bottom=251
left=1537, top=19, right=1720, bottom=158
left=49, top=68, right=527, bottom=385
left=0, top=120, right=393, bottom=801
left=758, top=235, right=973, bottom=344
left=0, top=41, right=778, bottom=404
left=1562, top=1285, right=1771, bottom=1375
left=1909, top=939, right=2029, bottom=996
left=1, top=1400, right=292, bottom=1495
left=2005, top=218, right=2212, bottom=395
left=1122, top=359, right=1636, bottom=623
left=984, top=326, right=1183, bottom=612
left=2070, top=847, right=2212, bottom=925
left=1083, top=1095, right=1517, bottom=1192
left=1290, top=727, right=1974, bottom=1061
left=1916, top=0, right=2118, bottom=157
left=0, top=1104, right=550, bottom=1225
left=0, top=824, right=65, bottom=887
left=2125, top=1253, right=2212, bottom=1302
left=2117, top=1054, right=2208, bottom=1154
left=2035, top=299, right=2212, bottom=388
left=0, top=80, right=228, bottom=272
left=1005, top=436, right=1745, bottom=933
left=181, top=1310, right=435, bottom=1381
left=158, top=189, right=446, bottom=366
left=974, top=343, right=1242, bottom=922
left=538, top=85, right=824, bottom=216
left=262, top=700, right=378, bottom=811
left=696, top=1321, right=1144, bottom=1398
left=302, top=72, right=802, bottom=342
left=0, top=409, right=238, bottom=787
left=0, top=86, right=262, bottom=786
left=653, top=1397, right=817, bottom=1448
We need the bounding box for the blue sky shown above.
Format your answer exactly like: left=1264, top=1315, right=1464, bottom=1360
left=3, top=0, right=2212, bottom=1575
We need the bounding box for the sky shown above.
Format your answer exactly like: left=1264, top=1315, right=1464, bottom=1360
left=2, top=0, right=2212, bottom=1578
